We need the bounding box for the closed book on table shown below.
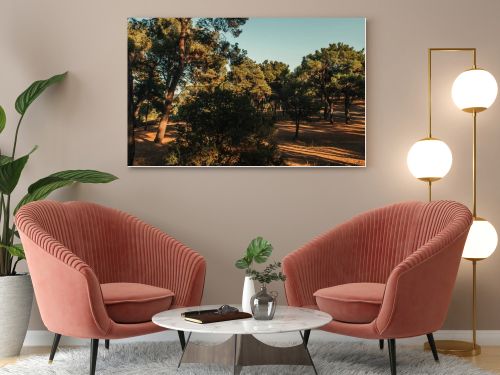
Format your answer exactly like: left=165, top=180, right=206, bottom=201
left=183, top=311, right=252, bottom=324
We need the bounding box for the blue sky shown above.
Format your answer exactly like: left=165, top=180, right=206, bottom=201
left=225, top=18, right=365, bottom=70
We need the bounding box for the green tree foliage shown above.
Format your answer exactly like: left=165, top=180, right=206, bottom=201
left=282, top=76, right=320, bottom=139
left=128, top=19, right=153, bottom=164
left=260, top=60, right=290, bottom=119
left=226, top=57, right=272, bottom=104
left=338, top=43, right=365, bottom=121
left=140, top=18, right=248, bottom=143
left=165, top=87, right=282, bottom=166
left=299, top=43, right=365, bottom=124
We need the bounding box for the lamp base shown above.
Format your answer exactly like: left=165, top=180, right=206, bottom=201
left=424, top=340, right=481, bottom=357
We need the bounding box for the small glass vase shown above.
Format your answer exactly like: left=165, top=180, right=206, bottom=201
left=250, top=285, right=278, bottom=320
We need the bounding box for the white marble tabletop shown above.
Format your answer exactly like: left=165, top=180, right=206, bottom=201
left=152, top=305, right=332, bottom=335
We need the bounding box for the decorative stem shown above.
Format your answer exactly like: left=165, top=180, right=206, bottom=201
left=0, top=113, right=24, bottom=276
left=2, top=194, right=11, bottom=272
left=11, top=258, right=21, bottom=275
left=11, top=114, right=24, bottom=159
left=0, top=194, right=4, bottom=275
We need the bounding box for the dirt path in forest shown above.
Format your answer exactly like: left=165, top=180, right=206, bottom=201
left=274, top=102, right=365, bottom=166
left=132, top=101, right=365, bottom=166
left=133, top=124, right=179, bottom=166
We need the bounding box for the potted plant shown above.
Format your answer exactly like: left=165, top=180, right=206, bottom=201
left=0, top=72, right=117, bottom=358
left=235, top=237, right=286, bottom=318
left=235, top=237, right=273, bottom=313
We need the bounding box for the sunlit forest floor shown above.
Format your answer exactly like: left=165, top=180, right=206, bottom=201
left=134, top=124, right=179, bottom=166
left=133, top=101, right=365, bottom=167
left=275, top=101, right=365, bottom=166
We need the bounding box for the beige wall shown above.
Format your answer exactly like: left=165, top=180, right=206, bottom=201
left=1, top=0, right=500, bottom=331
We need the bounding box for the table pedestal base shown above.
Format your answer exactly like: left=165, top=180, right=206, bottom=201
left=178, top=332, right=317, bottom=374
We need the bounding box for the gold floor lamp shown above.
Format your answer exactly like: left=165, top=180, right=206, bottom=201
left=407, top=48, right=498, bottom=356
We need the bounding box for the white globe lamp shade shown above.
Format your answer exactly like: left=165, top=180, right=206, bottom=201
left=407, top=138, right=453, bottom=181
left=452, top=69, right=498, bottom=113
left=462, top=218, right=498, bottom=259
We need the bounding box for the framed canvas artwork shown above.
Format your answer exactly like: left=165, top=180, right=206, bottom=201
left=128, top=18, right=366, bottom=167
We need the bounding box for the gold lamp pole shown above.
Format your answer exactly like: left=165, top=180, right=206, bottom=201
left=462, top=108, right=481, bottom=356
left=419, top=48, right=498, bottom=357
left=407, top=49, right=453, bottom=200
left=452, top=52, right=498, bottom=355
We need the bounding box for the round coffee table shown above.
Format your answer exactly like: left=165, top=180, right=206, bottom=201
left=153, top=305, right=332, bottom=374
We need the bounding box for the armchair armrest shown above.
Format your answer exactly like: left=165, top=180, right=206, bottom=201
left=376, top=227, right=470, bottom=338
left=17, top=230, right=111, bottom=339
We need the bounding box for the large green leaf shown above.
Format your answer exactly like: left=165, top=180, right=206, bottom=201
left=51, top=169, right=118, bottom=183
left=14, top=169, right=117, bottom=213
left=0, top=155, right=13, bottom=166
left=0, top=244, right=24, bottom=260
left=235, top=258, right=250, bottom=269
left=245, top=237, right=273, bottom=264
left=16, top=180, right=74, bottom=212
left=27, top=170, right=117, bottom=194
left=0, top=147, right=37, bottom=194
left=0, top=105, right=5, bottom=134
left=27, top=176, right=69, bottom=194
left=15, top=72, right=67, bottom=115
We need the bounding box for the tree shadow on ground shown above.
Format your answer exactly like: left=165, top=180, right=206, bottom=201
left=274, top=100, right=365, bottom=166
left=131, top=100, right=365, bottom=167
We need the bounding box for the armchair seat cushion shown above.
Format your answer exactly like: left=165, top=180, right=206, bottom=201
left=314, top=283, right=385, bottom=324
left=101, top=283, right=174, bottom=324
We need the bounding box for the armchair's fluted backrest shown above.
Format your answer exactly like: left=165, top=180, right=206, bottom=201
left=342, top=200, right=468, bottom=284
left=18, top=201, right=137, bottom=284
left=283, top=200, right=472, bottom=308
left=339, top=202, right=421, bottom=284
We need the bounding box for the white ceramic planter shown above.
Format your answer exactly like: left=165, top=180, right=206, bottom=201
left=0, top=274, right=33, bottom=358
left=241, top=275, right=255, bottom=313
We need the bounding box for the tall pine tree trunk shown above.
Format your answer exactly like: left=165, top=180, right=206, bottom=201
left=155, top=18, right=189, bottom=143
left=294, top=116, right=300, bottom=140
left=329, top=102, right=334, bottom=124
left=344, top=96, right=352, bottom=124
left=133, top=104, right=142, bottom=127
left=144, top=101, right=151, bottom=131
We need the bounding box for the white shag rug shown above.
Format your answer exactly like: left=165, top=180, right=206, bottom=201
left=0, top=341, right=494, bottom=374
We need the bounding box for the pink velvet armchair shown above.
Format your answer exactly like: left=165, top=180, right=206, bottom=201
left=16, top=200, right=206, bottom=375
left=283, top=200, right=472, bottom=375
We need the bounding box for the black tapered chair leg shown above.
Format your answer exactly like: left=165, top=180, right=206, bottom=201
left=303, top=329, right=311, bottom=347
left=105, top=339, right=110, bottom=350
left=379, top=339, right=384, bottom=350
left=388, top=339, right=396, bottom=375
left=90, top=339, right=99, bottom=375
left=426, top=333, right=439, bottom=362
left=48, top=333, right=62, bottom=363
left=177, top=330, right=186, bottom=350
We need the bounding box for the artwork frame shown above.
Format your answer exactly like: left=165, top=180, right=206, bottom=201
left=128, top=17, right=366, bottom=167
